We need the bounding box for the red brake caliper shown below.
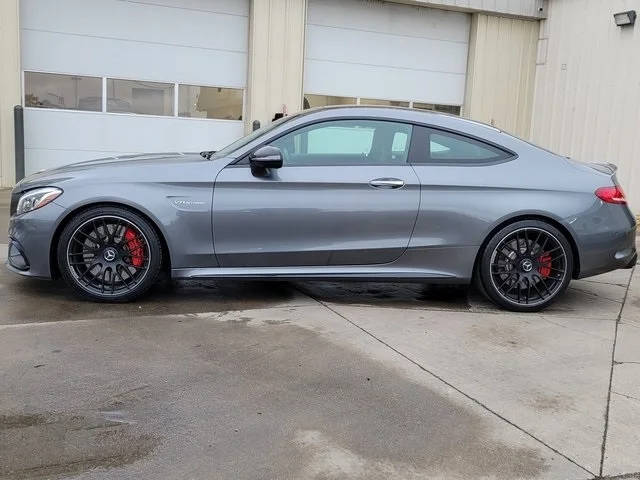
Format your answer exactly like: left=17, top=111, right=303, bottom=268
left=124, top=229, right=144, bottom=268
left=538, top=253, right=552, bottom=278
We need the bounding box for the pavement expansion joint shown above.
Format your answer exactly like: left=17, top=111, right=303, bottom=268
left=598, top=265, right=635, bottom=477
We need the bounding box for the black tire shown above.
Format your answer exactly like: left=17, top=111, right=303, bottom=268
left=478, top=220, right=573, bottom=312
left=57, top=206, right=163, bottom=302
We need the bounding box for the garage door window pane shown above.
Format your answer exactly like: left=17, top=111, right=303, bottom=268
left=412, top=102, right=435, bottom=111
left=107, top=79, right=174, bottom=116
left=179, top=85, right=243, bottom=120
left=360, top=98, right=410, bottom=108
left=434, top=104, right=461, bottom=115
left=25, top=72, right=102, bottom=111
left=270, top=120, right=412, bottom=165
left=303, top=94, right=356, bottom=109
left=413, top=103, right=461, bottom=116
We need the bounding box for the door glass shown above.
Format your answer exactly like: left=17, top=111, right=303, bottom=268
left=307, top=124, right=374, bottom=154
left=270, top=120, right=412, bottom=166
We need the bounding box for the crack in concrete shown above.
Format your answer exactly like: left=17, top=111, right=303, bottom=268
left=619, top=321, right=640, bottom=330
left=592, top=471, right=640, bottom=479
left=568, top=286, right=623, bottom=304
left=599, top=265, right=636, bottom=477
left=540, top=317, right=615, bottom=341
left=295, top=287, right=596, bottom=478
left=579, top=278, right=630, bottom=287
left=611, top=391, right=640, bottom=403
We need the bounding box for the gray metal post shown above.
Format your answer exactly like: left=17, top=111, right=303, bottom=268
left=14, top=105, right=25, bottom=182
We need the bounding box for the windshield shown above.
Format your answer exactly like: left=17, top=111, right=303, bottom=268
left=210, top=114, right=300, bottom=159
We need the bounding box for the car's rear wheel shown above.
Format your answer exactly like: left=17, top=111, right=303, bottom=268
left=57, top=206, right=162, bottom=302
left=479, top=220, right=573, bottom=312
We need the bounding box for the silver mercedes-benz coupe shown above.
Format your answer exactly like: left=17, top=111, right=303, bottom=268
left=6, top=106, right=637, bottom=311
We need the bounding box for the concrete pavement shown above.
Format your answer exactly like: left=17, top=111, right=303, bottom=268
left=1, top=187, right=639, bottom=479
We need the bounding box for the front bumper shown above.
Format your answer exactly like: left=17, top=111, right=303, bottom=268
left=6, top=239, right=30, bottom=271
left=6, top=202, right=66, bottom=279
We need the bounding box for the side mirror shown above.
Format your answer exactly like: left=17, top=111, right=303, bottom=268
left=250, top=146, right=283, bottom=169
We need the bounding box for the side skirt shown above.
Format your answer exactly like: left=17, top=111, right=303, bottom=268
left=171, top=265, right=468, bottom=284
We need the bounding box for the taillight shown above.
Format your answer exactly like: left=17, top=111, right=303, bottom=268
left=595, top=185, right=627, bottom=204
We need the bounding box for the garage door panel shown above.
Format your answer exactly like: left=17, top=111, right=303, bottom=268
left=305, top=0, right=469, bottom=106
left=21, top=0, right=248, bottom=54
left=23, top=109, right=244, bottom=175
left=20, top=0, right=248, bottom=174
left=307, top=0, right=470, bottom=44
left=306, top=25, right=468, bottom=75
left=128, top=0, right=249, bottom=16
left=24, top=110, right=243, bottom=152
left=22, top=29, right=247, bottom=88
left=304, top=60, right=466, bottom=105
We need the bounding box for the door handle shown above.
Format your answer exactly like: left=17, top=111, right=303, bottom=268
left=369, top=178, right=405, bottom=189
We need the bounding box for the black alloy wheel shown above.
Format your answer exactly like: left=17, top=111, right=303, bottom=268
left=58, top=206, right=162, bottom=302
left=479, top=220, right=573, bottom=312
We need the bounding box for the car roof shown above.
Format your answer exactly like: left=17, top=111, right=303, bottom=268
left=295, top=105, right=505, bottom=141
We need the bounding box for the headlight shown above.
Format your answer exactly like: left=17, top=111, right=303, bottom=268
left=16, top=187, right=62, bottom=216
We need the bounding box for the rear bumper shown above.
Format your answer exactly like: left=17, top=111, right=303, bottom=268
left=574, top=205, right=637, bottom=278
left=624, top=250, right=638, bottom=269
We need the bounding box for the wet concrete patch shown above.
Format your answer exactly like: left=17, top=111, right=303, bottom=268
left=187, top=321, right=548, bottom=479
left=0, top=314, right=554, bottom=479
left=0, top=412, right=159, bottom=479
left=0, top=268, right=308, bottom=324
left=0, top=270, right=477, bottom=326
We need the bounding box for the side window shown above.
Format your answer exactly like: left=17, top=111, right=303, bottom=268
left=425, top=130, right=511, bottom=164
left=269, top=120, right=412, bottom=166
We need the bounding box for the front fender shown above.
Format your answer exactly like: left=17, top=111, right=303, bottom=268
left=52, top=181, right=215, bottom=270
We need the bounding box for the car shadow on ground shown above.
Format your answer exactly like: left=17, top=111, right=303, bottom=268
left=0, top=264, right=474, bottom=324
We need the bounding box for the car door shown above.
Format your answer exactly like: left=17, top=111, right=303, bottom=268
left=212, top=118, right=421, bottom=267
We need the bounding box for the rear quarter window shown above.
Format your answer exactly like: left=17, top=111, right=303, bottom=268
left=411, top=127, right=514, bottom=165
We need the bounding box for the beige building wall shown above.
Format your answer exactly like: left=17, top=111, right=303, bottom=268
left=0, top=0, right=21, bottom=188
left=463, top=13, right=539, bottom=138
left=246, top=0, right=307, bottom=132
left=530, top=0, right=640, bottom=212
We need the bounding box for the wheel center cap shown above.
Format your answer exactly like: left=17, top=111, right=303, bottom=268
left=103, top=247, right=117, bottom=262
left=521, top=259, right=533, bottom=273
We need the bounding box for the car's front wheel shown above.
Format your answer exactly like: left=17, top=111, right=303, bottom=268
left=478, top=220, right=573, bottom=312
left=57, top=206, right=163, bottom=302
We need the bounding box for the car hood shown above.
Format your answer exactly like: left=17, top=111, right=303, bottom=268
left=14, top=152, right=209, bottom=192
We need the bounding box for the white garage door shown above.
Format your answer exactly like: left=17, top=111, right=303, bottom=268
left=20, top=0, right=248, bottom=174
left=304, top=0, right=470, bottom=111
